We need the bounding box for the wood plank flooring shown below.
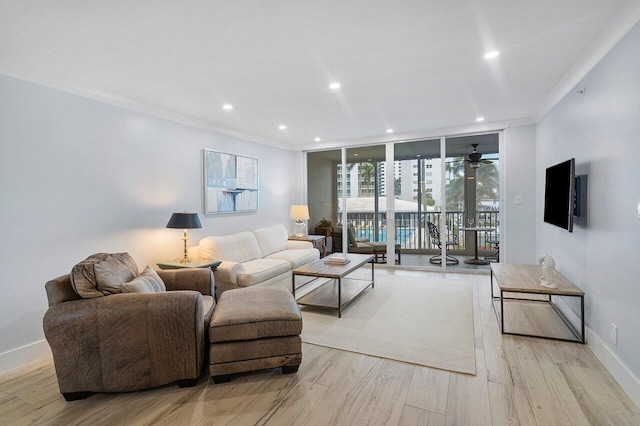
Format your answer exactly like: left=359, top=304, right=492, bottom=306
left=1, top=269, right=639, bottom=425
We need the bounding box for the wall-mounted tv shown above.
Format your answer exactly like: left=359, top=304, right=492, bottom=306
left=544, top=158, right=575, bottom=232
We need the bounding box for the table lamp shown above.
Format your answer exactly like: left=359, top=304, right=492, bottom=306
left=166, top=212, right=202, bottom=263
left=290, top=204, right=309, bottom=238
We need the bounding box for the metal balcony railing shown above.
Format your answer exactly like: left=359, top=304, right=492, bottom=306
left=337, top=210, right=499, bottom=251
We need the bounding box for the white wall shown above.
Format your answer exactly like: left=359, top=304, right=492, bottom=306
left=503, top=125, right=537, bottom=263
left=536, top=22, right=640, bottom=401
left=0, top=74, right=299, bottom=371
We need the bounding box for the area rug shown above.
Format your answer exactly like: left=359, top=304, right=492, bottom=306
left=300, top=273, right=476, bottom=375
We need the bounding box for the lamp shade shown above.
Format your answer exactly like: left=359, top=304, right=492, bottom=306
left=166, top=212, right=202, bottom=229
left=289, top=205, right=309, bottom=221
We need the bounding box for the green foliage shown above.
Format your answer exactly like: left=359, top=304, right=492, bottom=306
left=445, top=157, right=465, bottom=210
left=315, top=217, right=333, bottom=227
left=445, top=157, right=499, bottom=210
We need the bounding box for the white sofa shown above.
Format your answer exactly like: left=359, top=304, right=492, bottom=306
left=190, top=224, right=319, bottom=298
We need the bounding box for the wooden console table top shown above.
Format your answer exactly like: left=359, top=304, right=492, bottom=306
left=490, top=263, right=583, bottom=296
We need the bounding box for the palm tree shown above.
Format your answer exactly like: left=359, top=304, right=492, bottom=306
left=354, top=162, right=375, bottom=197
left=445, top=157, right=465, bottom=210
left=476, top=161, right=499, bottom=206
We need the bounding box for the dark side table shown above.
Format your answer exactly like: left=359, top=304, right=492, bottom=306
left=288, top=235, right=327, bottom=258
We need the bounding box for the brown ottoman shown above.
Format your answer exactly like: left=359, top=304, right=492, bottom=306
left=209, top=286, right=302, bottom=383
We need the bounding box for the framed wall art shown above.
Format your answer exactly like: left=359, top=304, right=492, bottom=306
left=203, top=149, right=258, bottom=214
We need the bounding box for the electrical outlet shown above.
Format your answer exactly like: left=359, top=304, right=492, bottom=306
left=515, top=195, right=522, bottom=205
left=610, top=323, right=618, bottom=345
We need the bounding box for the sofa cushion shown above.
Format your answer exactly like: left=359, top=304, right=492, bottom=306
left=70, top=253, right=139, bottom=298
left=253, top=224, right=288, bottom=258
left=236, top=258, right=291, bottom=287
left=199, top=232, right=261, bottom=263
left=121, top=266, right=166, bottom=293
left=210, top=287, right=302, bottom=343
left=266, top=249, right=319, bottom=269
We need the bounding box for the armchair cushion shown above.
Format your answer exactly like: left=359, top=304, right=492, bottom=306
left=156, top=268, right=214, bottom=296
left=70, top=253, right=139, bottom=298
left=121, top=266, right=166, bottom=293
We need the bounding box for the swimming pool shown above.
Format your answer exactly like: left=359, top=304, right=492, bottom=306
left=355, top=228, right=413, bottom=244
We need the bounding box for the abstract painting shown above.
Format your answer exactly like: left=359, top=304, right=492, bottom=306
left=203, top=149, right=258, bottom=214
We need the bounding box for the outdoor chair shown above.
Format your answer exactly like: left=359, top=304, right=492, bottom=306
left=331, top=225, right=374, bottom=255
left=427, top=221, right=459, bottom=265
left=484, top=238, right=500, bottom=262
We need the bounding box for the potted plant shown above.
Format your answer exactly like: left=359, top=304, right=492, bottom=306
left=314, top=218, right=333, bottom=236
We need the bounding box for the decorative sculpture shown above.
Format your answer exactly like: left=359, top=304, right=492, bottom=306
left=537, top=254, right=557, bottom=288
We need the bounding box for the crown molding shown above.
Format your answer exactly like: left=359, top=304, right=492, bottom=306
left=1, top=58, right=539, bottom=153
left=535, top=2, right=640, bottom=122
left=0, top=60, right=296, bottom=151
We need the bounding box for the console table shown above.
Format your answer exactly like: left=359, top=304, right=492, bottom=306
left=491, top=263, right=585, bottom=343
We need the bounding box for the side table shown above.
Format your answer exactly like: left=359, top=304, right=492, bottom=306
left=157, top=259, right=222, bottom=272
left=491, top=263, right=585, bottom=343
left=288, top=234, right=327, bottom=258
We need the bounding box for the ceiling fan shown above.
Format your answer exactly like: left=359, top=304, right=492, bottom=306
left=466, top=144, right=494, bottom=169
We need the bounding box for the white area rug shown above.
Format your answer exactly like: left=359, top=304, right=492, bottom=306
left=300, top=273, right=476, bottom=375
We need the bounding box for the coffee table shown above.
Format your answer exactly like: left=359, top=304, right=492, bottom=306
left=291, top=253, right=374, bottom=318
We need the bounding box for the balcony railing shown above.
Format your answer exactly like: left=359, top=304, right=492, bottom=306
left=337, top=210, right=499, bottom=251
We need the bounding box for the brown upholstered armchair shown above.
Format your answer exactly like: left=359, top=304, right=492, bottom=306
left=43, top=268, right=215, bottom=401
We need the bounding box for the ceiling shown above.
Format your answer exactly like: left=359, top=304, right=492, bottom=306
left=0, top=1, right=630, bottom=150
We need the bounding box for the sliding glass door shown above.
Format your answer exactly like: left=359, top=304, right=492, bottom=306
left=306, top=132, right=500, bottom=269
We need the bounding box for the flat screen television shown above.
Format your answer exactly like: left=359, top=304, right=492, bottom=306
left=544, top=158, right=575, bottom=232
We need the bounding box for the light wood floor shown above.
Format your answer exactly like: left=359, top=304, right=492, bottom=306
left=2, top=269, right=639, bottom=425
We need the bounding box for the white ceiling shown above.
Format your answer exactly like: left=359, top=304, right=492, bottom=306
left=0, top=0, right=633, bottom=150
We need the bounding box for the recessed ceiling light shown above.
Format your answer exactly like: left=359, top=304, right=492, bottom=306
left=484, top=51, right=500, bottom=59
left=222, top=104, right=233, bottom=110
left=476, top=117, right=485, bottom=122
left=386, top=129, right=394, bottom=133
left=314, top=137, right=321, bottom=142
left=278, top=125, right=287, bottom=130
left=329, top=83, right=341, bottom=90
left=354, top=153, right=358, bottom=156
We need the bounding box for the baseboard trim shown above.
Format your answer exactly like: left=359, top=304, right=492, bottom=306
left=587, top=329, right=640, bottom=408
left=0, top=340, right=52, bottom=374
left=552, top=297, right=640, bottom=407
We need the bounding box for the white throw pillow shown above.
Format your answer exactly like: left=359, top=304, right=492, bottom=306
left=121, top=265, right=166, bottom=293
